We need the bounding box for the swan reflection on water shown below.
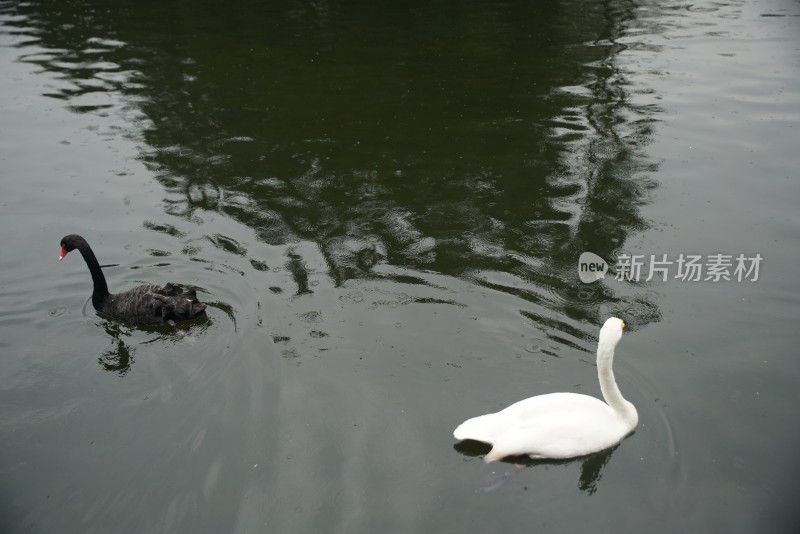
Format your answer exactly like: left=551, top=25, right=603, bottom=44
left=453, top=439, right=617, bottom=495
left=98, top=321, right=134, bottom=375
left=94, top=313, right=214, bottom=375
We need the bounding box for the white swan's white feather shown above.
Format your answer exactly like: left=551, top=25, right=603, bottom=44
left=453, top=317, right=637, bottom=462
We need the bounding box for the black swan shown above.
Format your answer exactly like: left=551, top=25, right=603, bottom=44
left=59, top=234, right=207, bottom=325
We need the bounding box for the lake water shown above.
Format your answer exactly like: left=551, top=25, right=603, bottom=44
left=1, top=0, right=799, bottom=532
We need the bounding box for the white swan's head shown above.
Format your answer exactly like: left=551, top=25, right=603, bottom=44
left=598, top=317, right=625, bottom=351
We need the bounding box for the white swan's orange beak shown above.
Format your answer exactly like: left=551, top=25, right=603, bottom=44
left=59, top=246, right=68, bottom=261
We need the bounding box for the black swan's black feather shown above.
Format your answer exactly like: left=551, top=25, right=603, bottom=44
left=60, top=234, right=207, bottom=325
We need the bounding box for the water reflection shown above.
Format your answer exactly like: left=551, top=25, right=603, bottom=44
left=286, top=250, right=314, bottom=296
left=95, top=312, right=216, bottom=373
left=98, top=321, right=134, bottom=375
left=1, top=0, right=664, bottom=332
left=454, top=439, right=616, bottom=495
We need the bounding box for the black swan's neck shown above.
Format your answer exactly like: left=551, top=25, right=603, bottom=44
left=76, top=241, right=110, bottom=306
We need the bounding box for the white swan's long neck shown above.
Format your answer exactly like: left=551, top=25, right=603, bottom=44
left=597, top=340, right=638, bottom=430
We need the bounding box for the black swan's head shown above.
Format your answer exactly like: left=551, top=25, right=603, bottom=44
left=59, top=234, right=86, bottom=260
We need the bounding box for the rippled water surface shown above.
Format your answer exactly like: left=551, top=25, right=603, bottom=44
left=1, top=0, right=799, bottom=532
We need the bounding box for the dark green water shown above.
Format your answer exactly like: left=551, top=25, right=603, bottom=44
left=1, top=0, right=798, bottom=532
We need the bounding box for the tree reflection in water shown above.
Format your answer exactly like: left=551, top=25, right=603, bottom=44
left=2, top=0, right=665, bottom=333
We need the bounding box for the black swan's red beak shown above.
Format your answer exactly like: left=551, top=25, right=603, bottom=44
left=59, top=245, right=68, bottom=261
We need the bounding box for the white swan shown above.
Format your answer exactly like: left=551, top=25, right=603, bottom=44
left=453, top=317, right=637, bottom=462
